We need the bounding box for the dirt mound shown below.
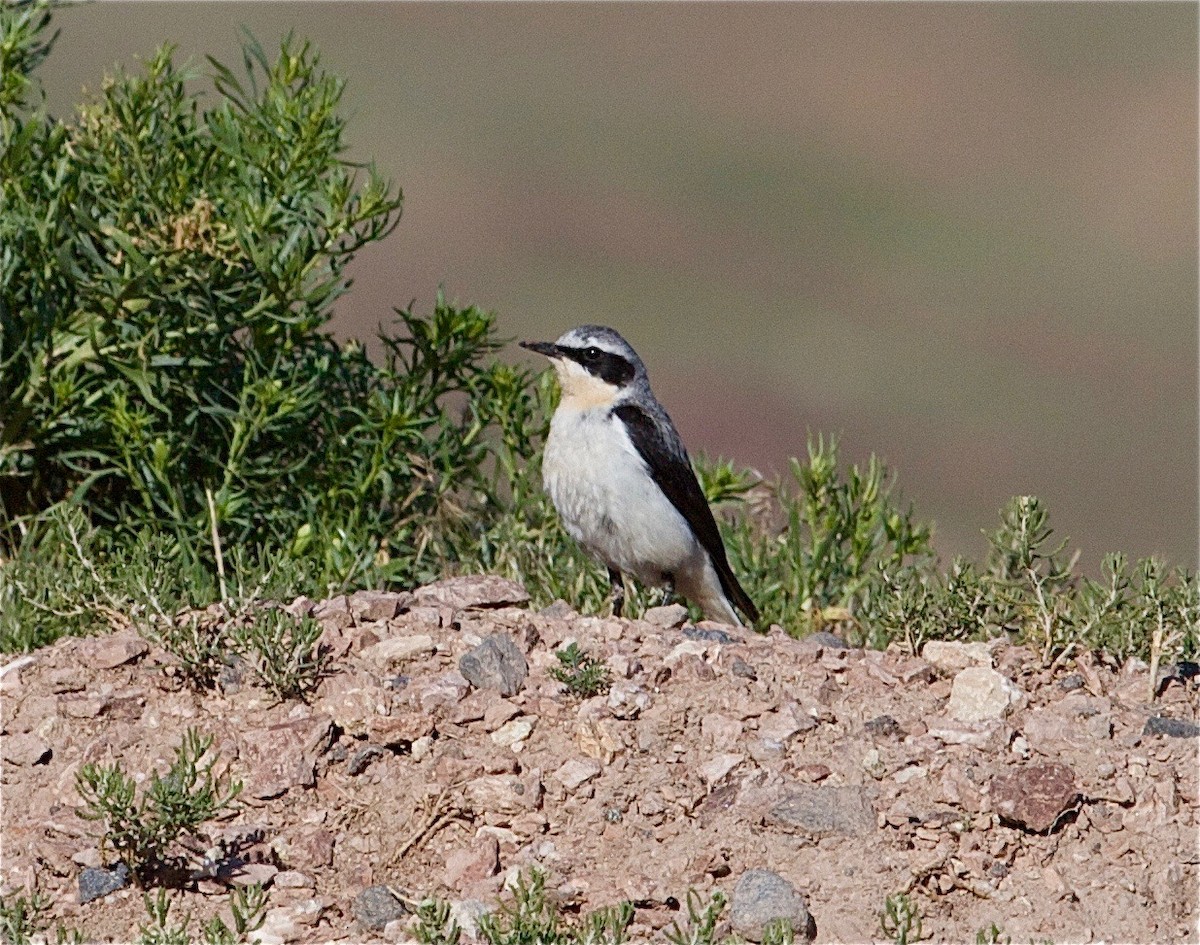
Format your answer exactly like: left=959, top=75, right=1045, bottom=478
left=2, top=577, right=1197, bottom=942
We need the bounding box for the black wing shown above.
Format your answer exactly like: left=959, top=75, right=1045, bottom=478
left=613, top=402, right=759, bottom=622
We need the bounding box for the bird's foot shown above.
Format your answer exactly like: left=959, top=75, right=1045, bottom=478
left=607, top=567, right=626, bottom=617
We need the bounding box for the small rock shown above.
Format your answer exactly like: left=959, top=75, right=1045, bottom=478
left=444, top=836, right=500, bottom=889
left=360, top=635, right=436, bottom=668
left=769, top=784, right=875, bottom=837
left=1058, top=673, right=1086, bottom=692
left=418, top=672, right=472, bottom=713
left=463, top=774, right=543, bottom=820
left=1143, top=716, right=1200, bottom=738
left=312, top=595, right=353, bottom=632
left=1, top=732, right=51, bottom=766
left=460, top=635, right=528, bottom=696
left=347, top=745, right=386, bottom=776
left=607, top=681, right=650, bottom=719
left=274, top=870, right=315, bottom=890
left=730, top=869, right=815, bottom=943
left=552, top=757, right=602, bottom=791
left=922, top=640, right=993, bottom=673
left=947, top=667, right=1024, bottom=723
left=684, top=625, right=736, bottom=644
left=78, top=863, right=130, bottom=904
left=413, top=575, right=529, bottom=610
left=864, top=714, right=902, bottom=738
left=239, top=714, right=332, bottom=799
left=87, top=633, right=149, bottom=670
left=490, top=717, right=535, bottom=750
left=644, top=604, right=688, bottom=628
left=483, top=698, right=523, bottom=729
left=731, top=656, right=758, bottom=680
left=807, top=631, right=849, bottom=649
left=450, top=899, right=493, bottom=939
left=990, top=762, right=1079, bottom=832
left=349, top=589, right=412, bottom=623
left=699, top=753, right=744, bottom=785
left=353, top=885, right=408, bottom=931
left=367, top=712, right=435, bottom=746
left=231, top=862, right=278, bottom=888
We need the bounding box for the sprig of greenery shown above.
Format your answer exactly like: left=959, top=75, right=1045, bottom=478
left=75, top=728, right=242, bottom=886
left=550, top=642, right=612, bottom=699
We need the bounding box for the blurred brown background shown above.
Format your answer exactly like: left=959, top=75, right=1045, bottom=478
left=38, top=3, right=1198, bottom=572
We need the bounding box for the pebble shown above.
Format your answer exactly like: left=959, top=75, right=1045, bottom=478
left=1143, top=716, right=1200, bottom=739
left=352, top=885, right=408, bottom=931
left=360, top=635, right=436, bottom=668
left=78, top=863, right=130, bottom=904
left=460, top=635, right=528, bottom=696
left=412, top=575, right=529, bottom=610
left=922, top=640, right=994, bottom=673
left=553, top=757, right=602, bottom=791
left=769, top=784, right=876, bottom=837
left=348, top=589, right=411, bottom=623
left=644, top=604, right=688, bottom=628
left=730, top=869, right=815, bottom=943
left=490, top=717, right=535, bottom=750
left=946, top=667, right=1024, bottom=722
left=990, top=762, right=1079, bottom=832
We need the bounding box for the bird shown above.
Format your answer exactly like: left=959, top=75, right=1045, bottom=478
left=519, top=325, right=759, bottom=626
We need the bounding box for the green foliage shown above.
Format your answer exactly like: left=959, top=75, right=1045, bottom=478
left=550, top=642, right=612, bottom=699
left=135, top=886, right=265, bottom=945
left=0, top=6, right=536, bottom=599
left=723, top=436, right=934, bottom=635
left=75, top=728, right=242, bottom=886
left=227, top=608, right=326, bottom=700
left=664, top=889, right=726, bottom=945
left=414, top=898, right=462, bottom=945
left=880, top=892, right=923, bottom=945
left=477, top=870, right=634, bottom=945
left=0, top=888, right=82, bottom=945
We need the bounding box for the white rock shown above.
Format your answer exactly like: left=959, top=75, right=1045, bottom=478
left=360, top=634, right=435, bottom=667
left=699, top=752, right=744, bottom=785
left=922, top=640, right=995, bottom=673
left=552, top=757, right=602, bottom=791
left=490, top=717, right=535, bottom=750
left=947, top=667, right=1025, bottom=723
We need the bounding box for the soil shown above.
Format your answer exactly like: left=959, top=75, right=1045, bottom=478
left=2, top=576, right=1197, bottom=943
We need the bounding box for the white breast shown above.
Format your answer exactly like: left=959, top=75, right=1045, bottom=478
left=542, top=403, right=702, bottom=586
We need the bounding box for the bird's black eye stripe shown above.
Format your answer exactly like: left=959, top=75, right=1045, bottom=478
left=564, top=345, right=635, bottom=386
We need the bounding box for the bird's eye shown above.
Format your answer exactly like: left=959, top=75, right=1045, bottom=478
left=584, top=347, right=601, bottom=361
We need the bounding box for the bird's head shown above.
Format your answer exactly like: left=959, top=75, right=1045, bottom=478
left=520, top=325, right=647, bottom=409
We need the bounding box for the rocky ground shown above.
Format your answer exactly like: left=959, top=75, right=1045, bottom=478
left=2, top=576, right=1197, bottom=943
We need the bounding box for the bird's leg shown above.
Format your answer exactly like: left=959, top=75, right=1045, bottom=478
left=607, top=567, right=626, bottom=617
left=659, top=574, right=676, bottom=608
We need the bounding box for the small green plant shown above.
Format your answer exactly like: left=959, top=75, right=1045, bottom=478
left=135, top=886, right=266, bottom=945
left=478, top=869, right=633, bottom=945
left=664, top=889, right=726, bottom=945
left=880, top=892, right=923, bottom=945
left=976, top=924, right=1012, bottom=945
left=414, top=898, right=462, bottom=945
left=550, top=642, right=612, bottom=699
left=228, top=608, right=326, bottom=700
left=75, top=728, right=242, bottom=886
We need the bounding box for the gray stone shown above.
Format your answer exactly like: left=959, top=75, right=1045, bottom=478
left=78, top=863, right=130, bottom=904
left=864, top=714, right=902, bottom=738
left=769, top=784, right=875, bottom=837
left=353, top=885, right=408, bottom=931
left=460, top=634, right=528, bottom=696
left=730, top=869, right=815, bottom=943
left=1, top=732, right=51, bottom=766
left=807, top=631, right=849, bottom=649
left=731, top=656, right=758, bottom=680
left=683, top=626, right=736, bottom=644
left=1144, top=716, right=1200, bottom=738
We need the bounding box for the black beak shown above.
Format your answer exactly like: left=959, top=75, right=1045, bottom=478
left=519, top=340, right=561, bottom=358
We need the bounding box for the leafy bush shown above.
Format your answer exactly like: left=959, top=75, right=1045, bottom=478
left=550, top=641, right=612, bottom=698
left=0, top=6, right=536, bottom=597
left=75, top=728, right=242, bottom=886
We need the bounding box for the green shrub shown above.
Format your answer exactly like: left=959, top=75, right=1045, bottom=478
left=550, top=641, right=612, bottom=699
left=75, top=728, right=242, bottom=886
